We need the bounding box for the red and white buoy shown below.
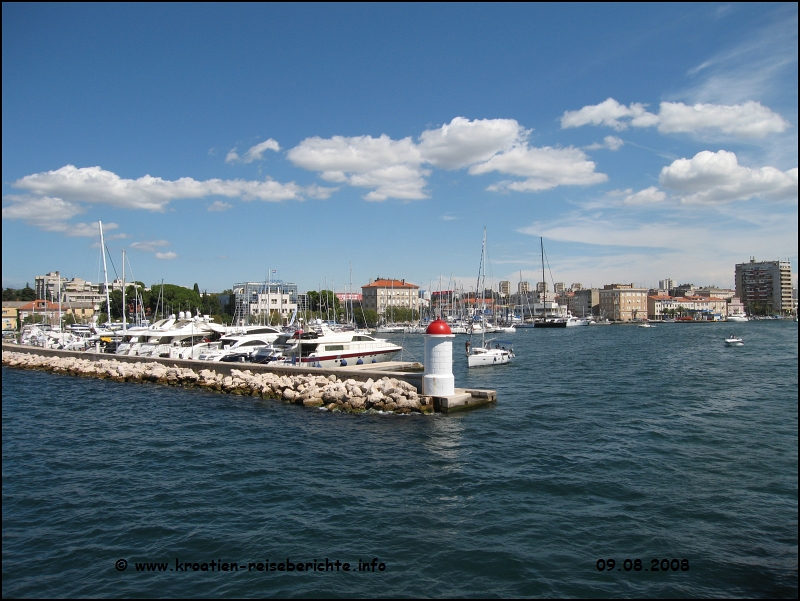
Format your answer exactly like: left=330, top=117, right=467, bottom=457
left=423, top=318, right=454, bottom=397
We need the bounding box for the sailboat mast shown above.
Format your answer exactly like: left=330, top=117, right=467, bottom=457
left=122, top=249, right=127, bottom=332
left=541, top=237, right=545, bottom=319
left=99, top=221, right=111, bottom=325
left=481, top=228, right=487, bottom=346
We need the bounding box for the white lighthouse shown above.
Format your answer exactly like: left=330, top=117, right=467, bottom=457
left=423, top=318, right=455, bottom=397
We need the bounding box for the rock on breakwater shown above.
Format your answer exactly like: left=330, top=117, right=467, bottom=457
left=1, top=351, right=432, bottom=414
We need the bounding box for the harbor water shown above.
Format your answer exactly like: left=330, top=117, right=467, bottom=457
left=2, top=320, right=797, bottom=597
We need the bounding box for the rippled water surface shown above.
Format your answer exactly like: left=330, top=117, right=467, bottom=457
left=3, top=321, right=797, bottom=597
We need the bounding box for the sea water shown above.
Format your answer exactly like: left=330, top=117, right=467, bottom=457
left=2, top=320, right=797, bottom=597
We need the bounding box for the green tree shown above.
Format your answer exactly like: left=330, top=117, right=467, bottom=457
left=148, top=284, right=202, bottom=317
left=19, top=284, right=36, bottom=301
left=355, top=309, right=379, bottom=328
left=305, top=290, right=340, bottom=317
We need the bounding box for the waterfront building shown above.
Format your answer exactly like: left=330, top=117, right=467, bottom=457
left=498, top=281, right=511, bottom=297
left=2, top=302, right=25, bottom=331
left=599, top=284, right=648, bottom=321
left=569, top=288, right=600, bottom=317
left=231, top=281, right=298, bottom=323
left=647, top=295, right=728, bottom=320
left=361, top=277, right=419, bottom=317
left=735, top=259, right=793, bottom=315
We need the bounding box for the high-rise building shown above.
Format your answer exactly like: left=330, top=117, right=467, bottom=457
left=659, top=278, right=675, bottom=292
left=735, top=259, right=792, bottom=315
left=498, top=281, right=511, bottom=297
left=517, top=281, right=530, bottom=294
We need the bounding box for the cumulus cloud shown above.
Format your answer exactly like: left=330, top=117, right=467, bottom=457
left=11, top=165, right=330, bottom=211
left=225, top=138, right=281, bottom=164
left=659, top=150, right=798, bottom=204
left=622, top=186, right=666, bottom=205
left=657, top=101, right=788, bottom=137
left=584, top=135, right=625, bottom=151
left=287, top=134, right=428, bottom=200
left=287, top=117, right=608, bottom=200
left=470, top=145, right=608, bottom=192
left=417, top=117, right=523, bottom=169
left=155, top=252, right=178, bottom=260
left=208, top=200, right=233, bottom=212
left=561, top=98, right=659, bottom=130
left=562, top=98, right=787, bottom=138
left=1, top=194, right=125, bottom=238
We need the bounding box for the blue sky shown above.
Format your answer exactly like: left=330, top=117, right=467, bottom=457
left=3, top=3, right=797, bottom=295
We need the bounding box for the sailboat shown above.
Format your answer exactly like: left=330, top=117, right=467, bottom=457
left=467, top=228, right=514, bottom=368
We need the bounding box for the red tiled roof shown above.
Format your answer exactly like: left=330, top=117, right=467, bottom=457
left=362, top=278, right=419, bottom=289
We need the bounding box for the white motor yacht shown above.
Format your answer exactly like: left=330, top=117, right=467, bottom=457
left=177, top=325, right=280, bottom=360
left=283, top=322, right=402, bottom=368
left=195, top=331, right=281, bottom=362
left=727, top=314, right=749, bottom=322
left=724, top=336, right=744, bottom=346
left=125, top=313, right=218, bottom=358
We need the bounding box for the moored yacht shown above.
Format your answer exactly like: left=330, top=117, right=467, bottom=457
left=283, top=321, right=402, bottom=368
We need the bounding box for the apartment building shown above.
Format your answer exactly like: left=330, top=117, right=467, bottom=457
left=361, top=278, right=419, bottom=316
left=599, top=284, right=648, bottom=321
left=735, top=259, right=793, bottom=315
left=569, top=288, right=600, bottom=317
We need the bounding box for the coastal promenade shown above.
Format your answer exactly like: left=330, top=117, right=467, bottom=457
left=1, top=343, right=496, bottom=414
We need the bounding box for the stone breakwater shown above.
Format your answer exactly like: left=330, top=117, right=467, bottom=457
left=1, top=351, right=432, bottom=414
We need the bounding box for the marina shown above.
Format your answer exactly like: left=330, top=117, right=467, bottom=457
left=2, top=318, right=796, bottom=597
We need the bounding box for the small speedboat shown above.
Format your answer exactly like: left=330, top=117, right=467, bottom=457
left=638, top=322, right=654, bottom=328
left=724, top=336, right=744, bottom=346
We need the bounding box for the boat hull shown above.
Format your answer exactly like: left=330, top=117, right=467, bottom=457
left=467, top=348, right=513, bottom=368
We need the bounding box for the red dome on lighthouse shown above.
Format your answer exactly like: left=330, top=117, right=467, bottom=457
left=425, top=318, right=452, bottom=335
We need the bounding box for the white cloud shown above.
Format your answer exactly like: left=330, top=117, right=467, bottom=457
left=561, top=98, right=658, bottom=130
left=208, top=200, right=233, bottom=212
left=11, top=165, right=329, bottom=212
left=130, top=240, right=169, bottom=253
left=584, top=135, right=625, bottom=151
left=2, top=194, right=85, bottom=225
left=469, top=145, right=608, bottom=192
left=287, top=117, right=610, bottom=200
left=622, top=186, right=666, bottom=205
left=226, top=139, right=281, bottom=164
left=155, top=252, right=178, bottom=260
left=657, top=101, right=788, bottom=138
left=287, top=134, right=429, bottom=200
left=561, top=98, right=787, bottom=138
left=659, top=150, right=798, bottom=204
left=418, top=117, right=523, bottom=169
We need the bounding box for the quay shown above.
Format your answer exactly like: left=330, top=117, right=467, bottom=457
left=1, top=343, right=497, bottom=414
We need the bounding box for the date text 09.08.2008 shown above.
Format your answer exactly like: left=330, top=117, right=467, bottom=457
left=596, top=558, right=689, bottom=572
